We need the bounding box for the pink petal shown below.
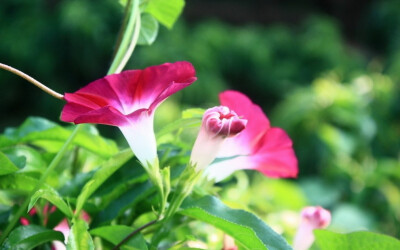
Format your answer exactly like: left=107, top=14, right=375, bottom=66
left=218, top=91, right=270, bottom=156
left=250, top=128, right=298, bottom=178
left=61, top=61, right=196, bottom=125
left=206, top=128, right=298, bottom=180
left=139, top=62, right=197, bottom=112
left=63, top=105, right=129, bottom=126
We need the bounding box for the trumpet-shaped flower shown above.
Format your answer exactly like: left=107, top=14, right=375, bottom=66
left=190, top=106, right=247, bottom=171
left=61, top=62, right=196, bottom=168
left=205, top=90, right=298, bottom=181
left=293, top=206, right=331, bottom=250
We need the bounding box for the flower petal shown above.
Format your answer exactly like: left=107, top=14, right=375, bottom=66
left=206, top=128, right=297, bottom=181
left=250, top=128, right=298, bottom=178
left=119, top=112, right=158, bottom=167
left=66, top=105, right=129, bottom=126
left=218, top=91, right=270, bottom=156
left=61, top=61, right=196, bottom=125
left=204, top=156, right=252, bottom=182
left=143, top=61, right=197, bottom=112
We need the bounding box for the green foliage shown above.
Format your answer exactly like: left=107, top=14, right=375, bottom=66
left=272, top=72, right=400, bottom=235
left=67, top=219, right=94, bottom=250
left=138, top=13, right=159, bottom=45
left=0, top=151, right=20, bottom=176
left=75, top=149, right=133, bottom=215
left=1, top=117, right=118, bottom=157
left=181, top=196, right=292, bottom=250
left=144, top=0, right=185, bottom=29
left=0, top=173, right=48, bottom=193
left=90, top=225, right=148, bottom=249
left=2, top=225, right=64, bottom=249
left=314, top=230, right=400, bottom=250
left=28, top=189, right=73, bottom=218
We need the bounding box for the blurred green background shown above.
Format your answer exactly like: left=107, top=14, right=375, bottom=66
left=1, top=0, right=399, bottom=239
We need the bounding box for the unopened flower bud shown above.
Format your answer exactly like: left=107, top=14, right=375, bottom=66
left=204, top=106, right=247, bottom=138
left=293, top=206, right=331, bottom=250
left=190, top=106, right=247, bottom=171
left=301, top=206, right=331, bottom=229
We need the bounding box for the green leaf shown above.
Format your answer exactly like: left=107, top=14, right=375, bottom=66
left=92, top=181, right=153, bottom=226
left=181, top=108, right=205, bottom=119
left=90, top=225, right=148, bottom=250
left=2, top=225, right=64, bottom=249
left=2, top=146, right=46, bottom=174
left=314, top=230, right=400, bottom=250
left=145, top=0, right=185, bottom=29
left=0, top=151, right=20, bottom=176
left=75, top=149, right=133, bottom=214
left=67, top=219, right=94, bottom=250
left=138, top=13, right=159, bottom=45
left=0, top=173, right=43, bottom=193
left=29, top=189, right=73, bottom=218
left=2, top=117, right=118, bottom=158
left=180, top=196, right=292, bottom=250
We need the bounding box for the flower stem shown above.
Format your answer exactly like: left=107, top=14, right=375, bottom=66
left=112, top=219, right=157, bottom=250
left=0, top=125, right=82, bottom=245
left=150, top=165, right=201, bottom=247
left=107, top=0, right=140, bottom=75
left=0, top=63, right=64, bottom=100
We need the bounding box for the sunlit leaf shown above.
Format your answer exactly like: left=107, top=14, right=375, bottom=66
left=181, top=108, right=205, bottom=119
left=0, top=151, right=20, bottom=176
left=2, top=225, right=64, bottom=249
left=138, top=13, right=159, bottom=45
left=145, top=0, right=185, bottom=29
left=180, top=196, right=292, bottom=250
left=314, top=230, right=400, bottom=250
left=75, top=149, right=133, bottom=214
left=90, top=225, right=148, bottom=250
left=156, top=109, right=203, bottom=140
left=2, top=117, right=118, bottom=158
left=0, top=173, right=44, bottom=193
left=67, top=219, right=94, bottom=250
left=2, top=146, right=46, bottom=174
left=92, top=181, right=152, bottom=226
left=28, top=188, right=73, bottom=218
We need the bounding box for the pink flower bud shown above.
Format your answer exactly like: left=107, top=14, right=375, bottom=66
left=301, top=206, right=331, bottom=229
left=190, top=106, right=247, bottom=171
left=293, top=206, right=331, bottom=250
left=204, top=106, right=247, bottom=138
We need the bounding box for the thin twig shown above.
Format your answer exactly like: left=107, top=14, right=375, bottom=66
left=112, top=219, right=158, bottom=250
left=0, top=63, right=64, bottom=100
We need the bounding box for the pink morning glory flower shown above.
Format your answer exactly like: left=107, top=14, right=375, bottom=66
left=205, top=90, right=298, bottom=181
left=293, top=206, right=331, bottom=250
left=61, top=62, right=196, bottom=168
left=190, top=106, right=247, bottom=171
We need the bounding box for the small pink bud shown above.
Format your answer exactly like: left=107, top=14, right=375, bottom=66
left=190, top=106, right=247, bottom=171
left=301, top=206, right=331, bottom=229
left=293, top=206, right=331, bottom=250
left=28, top=207, right=37, bottom=216
left=20, top=217, right=30, bottom=226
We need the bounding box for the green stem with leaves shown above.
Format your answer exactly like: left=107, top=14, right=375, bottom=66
left=150, top=165, right=202, bottom=247
left=107, top=0, right=141, bottom=75
left=0, top=125, right=83, bottom=244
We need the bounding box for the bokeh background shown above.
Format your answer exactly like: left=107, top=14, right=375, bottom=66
left=1, top=0, right=400, bottom=240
